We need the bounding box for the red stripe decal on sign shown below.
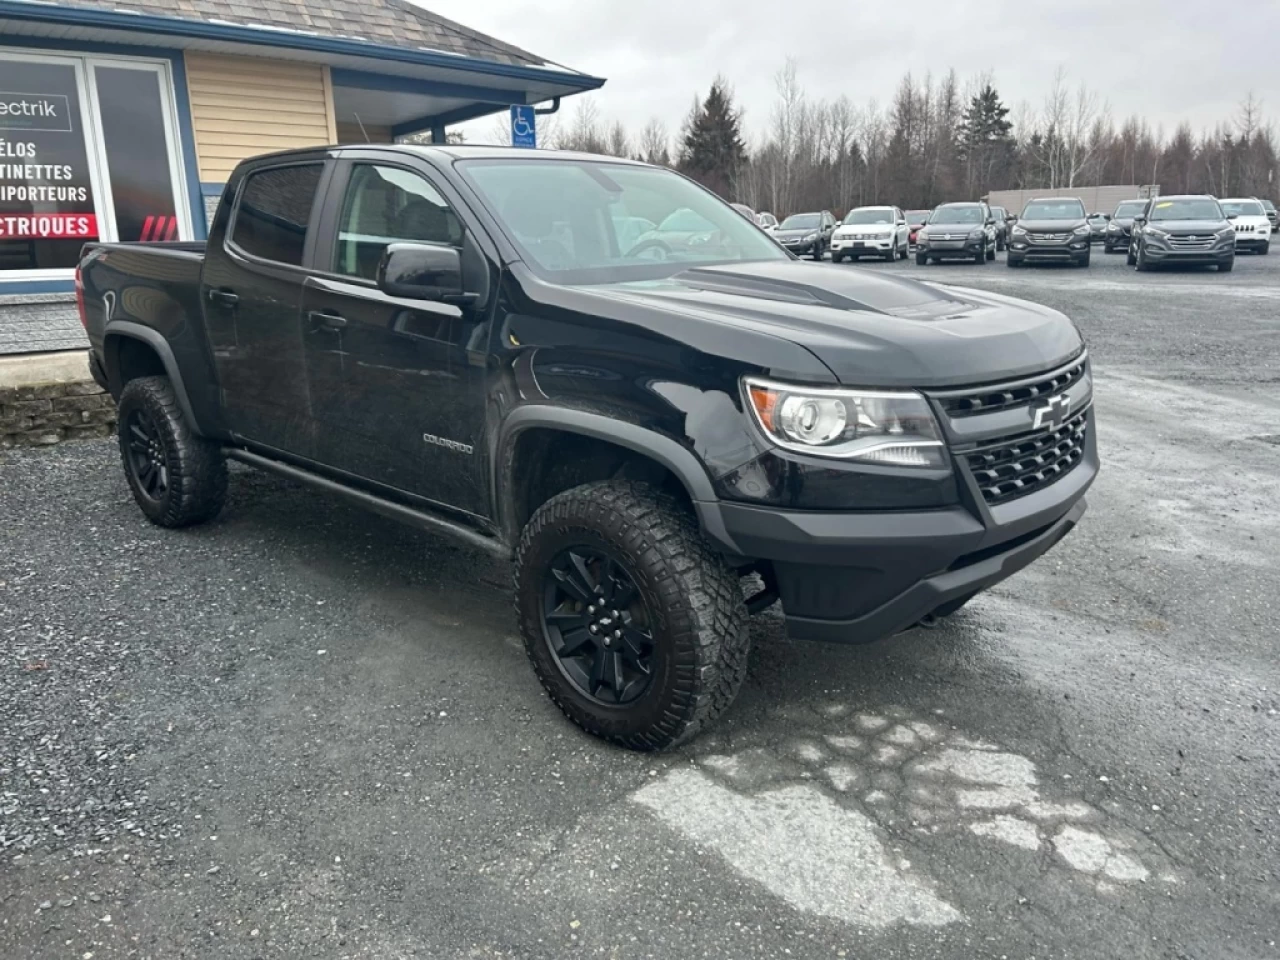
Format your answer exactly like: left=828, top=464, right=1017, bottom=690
left=140, top=216, right=156, bottom=241
left=164, top=218, right=178, bottom=241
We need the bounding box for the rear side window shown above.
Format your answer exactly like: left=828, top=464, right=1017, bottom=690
left=230, top=164, right=324, bottom=266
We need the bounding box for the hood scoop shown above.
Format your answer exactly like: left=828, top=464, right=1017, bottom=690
left=672, top=265, right=976, bottom=320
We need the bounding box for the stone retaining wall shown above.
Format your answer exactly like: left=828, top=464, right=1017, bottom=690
left=0, top=380, right=116, bottom=448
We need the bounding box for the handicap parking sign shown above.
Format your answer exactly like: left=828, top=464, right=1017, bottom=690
left=510, top=105, right=536, bottom=148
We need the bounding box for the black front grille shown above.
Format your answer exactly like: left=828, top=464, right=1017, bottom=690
left=935, top=355, right=1088, bottom=417
left=965, top=410, right=1089, bottom=505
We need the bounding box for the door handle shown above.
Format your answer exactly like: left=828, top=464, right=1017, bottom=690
left=308, top=311, right=348, bottom=331
left=208, top=288, right=239, bottom=308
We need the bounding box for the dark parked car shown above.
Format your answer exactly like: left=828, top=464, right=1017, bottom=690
left=1007, top=197, right=1092, bottom=268
left=1103, top=200, right=1146, bottom=253
left=1127, top=195, right=1235, bottom=271
left=78, top=145, right=1095, bottom=750
left=1261, top=199, right=1278, bottom=232
left=1085, top=213, right=1109, bottom=243
left=914, top=202, right=997, bottom=264
left=989, top=206, right=1010, bottom=250
left=774, top=210, right=836, bottom=260
left=906, top=209, right=930, bottom=247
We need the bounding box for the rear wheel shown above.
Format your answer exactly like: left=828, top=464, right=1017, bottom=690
left=515, top=481, right=750, bottom=751
left=116, top=376, right=226, bottom=528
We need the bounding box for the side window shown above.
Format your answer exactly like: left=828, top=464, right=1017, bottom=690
left=335, top=164, right=463, bottom=281
left=230, top=164, right=323, bottom=266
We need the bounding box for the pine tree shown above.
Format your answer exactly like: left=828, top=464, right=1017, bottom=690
left=957, top=84, right=1015, bottom=196
left=678, top=78, right=748, bottom=200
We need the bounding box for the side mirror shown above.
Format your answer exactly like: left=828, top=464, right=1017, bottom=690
left=1225, top=213, right=1239, bottom=220
left=1133, top=215, right=1147, bottom=225
left=377, top=242, right=465, bottom=302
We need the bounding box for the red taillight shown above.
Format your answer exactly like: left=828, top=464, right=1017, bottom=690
left=75, top=265, right=88, bottom=330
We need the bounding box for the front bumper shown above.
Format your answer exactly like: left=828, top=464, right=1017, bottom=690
left=1007, top=237, right=1091, bottom=262
left=918, top=239, right=984, bottom=259
left=1143, top=242, right=1234, bottom=264
left=1235, top=235, right=1270, bottom=250
left=781, top=239, right=815, bottom=254
left=833, top=235, right=894, bottom=254
left=701, top=409, right=1098, bottom=644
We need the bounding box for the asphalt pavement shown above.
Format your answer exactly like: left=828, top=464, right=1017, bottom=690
left=2, top=247, right=1278, bottom=960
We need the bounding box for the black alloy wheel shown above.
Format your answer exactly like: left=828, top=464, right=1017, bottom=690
left=124, top=407, right=169, bottom=502
left=542, top=545, right=655, bottom=705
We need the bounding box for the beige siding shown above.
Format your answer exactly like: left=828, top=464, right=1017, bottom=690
left=185, top=52, right=335, bottom=182
left=335, top=121, right=394, bottom=144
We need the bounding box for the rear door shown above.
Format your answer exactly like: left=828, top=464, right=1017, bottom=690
left=300, top=154, right=492, bottom=518
left=201, top=158, right=330, bottom=458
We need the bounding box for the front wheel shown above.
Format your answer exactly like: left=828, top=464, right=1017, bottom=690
left=117, top=376, right=226, bottom=528
left=1219, top=258, right=1234, bottom=272
left=1127, top=243, right=1138, bottom=266
left=916, top=251, right=929, bottom=266
left=1135, top=245, right=1151, bottom=271
left=1260, top=242, right=1270, bottom=256
left=811, top=243, right=824, bottom=261
left=515, top=481, right=750, bottom=751
left=832, top=252, right=844, bottom=264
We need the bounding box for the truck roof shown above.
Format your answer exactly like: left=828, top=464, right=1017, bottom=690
left=241, top=143, right=652, bottom=167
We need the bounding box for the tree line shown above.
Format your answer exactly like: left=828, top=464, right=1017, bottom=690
left=487, top=61, right=1279, bottom=218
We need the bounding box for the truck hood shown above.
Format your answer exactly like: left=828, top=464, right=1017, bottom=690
left=591, top=261, right=1083, bottom=388
left=1148, top=219, right=1229, bottom=234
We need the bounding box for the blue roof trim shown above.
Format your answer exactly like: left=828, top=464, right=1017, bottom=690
left=0, top=0, right=606, bottom=92
left=329, top=67, right=524, bottom=105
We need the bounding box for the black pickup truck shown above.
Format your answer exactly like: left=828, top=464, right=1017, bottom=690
left=78, top=145, right=1096, bottom=750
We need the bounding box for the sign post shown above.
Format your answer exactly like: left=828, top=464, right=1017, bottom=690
left=510, top=104, right=537, bottom=149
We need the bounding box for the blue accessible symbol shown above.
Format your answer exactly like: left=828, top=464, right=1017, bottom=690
left=510, top=104, right=537, bottom=149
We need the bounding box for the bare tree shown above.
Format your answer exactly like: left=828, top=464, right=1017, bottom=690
left=639, top=118, right=672, bottom=166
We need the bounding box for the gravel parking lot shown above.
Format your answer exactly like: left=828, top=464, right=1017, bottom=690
left=2, top=248, right=1278, bottom=960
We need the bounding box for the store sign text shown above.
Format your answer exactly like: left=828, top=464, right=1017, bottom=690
left=0, top=213, right=97, bottom=239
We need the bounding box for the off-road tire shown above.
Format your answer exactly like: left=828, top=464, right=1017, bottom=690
left=515, top=481, right=749, bottom=751
left=117, top=376, right=226, bottom=528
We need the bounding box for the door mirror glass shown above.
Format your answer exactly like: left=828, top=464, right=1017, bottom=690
left=1225, top=212, right=1238, bottom=220
left=377, top=242, right=464, bottom=301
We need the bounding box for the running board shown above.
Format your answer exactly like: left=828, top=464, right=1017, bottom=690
left=224, top=448, right=511, bottom=560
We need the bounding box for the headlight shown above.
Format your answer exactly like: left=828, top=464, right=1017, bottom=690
left=967, top=229, right=984, bottom=240
left=1072, top=225, right=1090, bottom=236
left=1107, top=222, right=1120, bottom=232
left=1217, top=226, right=1236, bottom=239
left=1145, top=226, right=1169, bottom=238
left=744, top=378, right=946, bottom=467
left=804, top=232, right=818, bottom=242
left=1011, top=226, right=1027, bottom=237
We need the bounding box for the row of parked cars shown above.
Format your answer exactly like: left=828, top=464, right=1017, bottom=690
left=746, top=193, right=1274, bottom=272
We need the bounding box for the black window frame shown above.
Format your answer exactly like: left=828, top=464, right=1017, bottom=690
left=225, top=159, right=328, bottom=270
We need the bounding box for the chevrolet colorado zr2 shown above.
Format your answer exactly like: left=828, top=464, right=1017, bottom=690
left=78, top=145, right=1097, bottom=750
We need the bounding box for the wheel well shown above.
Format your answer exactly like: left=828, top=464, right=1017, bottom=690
left=506, top=429, right=694, bottom=535
left=107, top=335, right=166, bottom=394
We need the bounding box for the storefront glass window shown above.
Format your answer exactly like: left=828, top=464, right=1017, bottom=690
left=0, top=57, right=100, bottom=272
left=94, top=66, right=180, bottom=243
left=0, top=50, right=190, bottom=278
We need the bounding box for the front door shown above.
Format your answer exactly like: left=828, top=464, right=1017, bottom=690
left=301, top=160, right=491, bottom=518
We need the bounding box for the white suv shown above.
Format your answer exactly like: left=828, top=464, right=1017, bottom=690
left=832, top=206, right=909, bottom=263
left=1220, top=197, right=1271, bottom=254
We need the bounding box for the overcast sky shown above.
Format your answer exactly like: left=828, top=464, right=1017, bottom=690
left=420, top=0, right=1280, bottom=146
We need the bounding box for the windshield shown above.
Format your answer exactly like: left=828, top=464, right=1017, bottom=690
left=457, top=158, right=787, bottom=283
left=990, top=207, right=1006, bottom=219
left=1114, top=201, right=1145, bottom=218
left=1221, top=200, right=1264, bottom=218
left=906, top=210, right=930, bottom=223
left=1148, top=198, right=1224, bottom=222
left=780, top=213, right=821, bottom=229
left=1022, top=200, right=1086, bottom=220
left=929, top=205, right=983, bottom=225
left=844, top=208, right=894, bottom=225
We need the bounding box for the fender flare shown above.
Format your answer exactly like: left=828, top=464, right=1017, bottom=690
left=103, top=321, right=205, bottom=436
left=495, top=405, right=743, bottom=556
